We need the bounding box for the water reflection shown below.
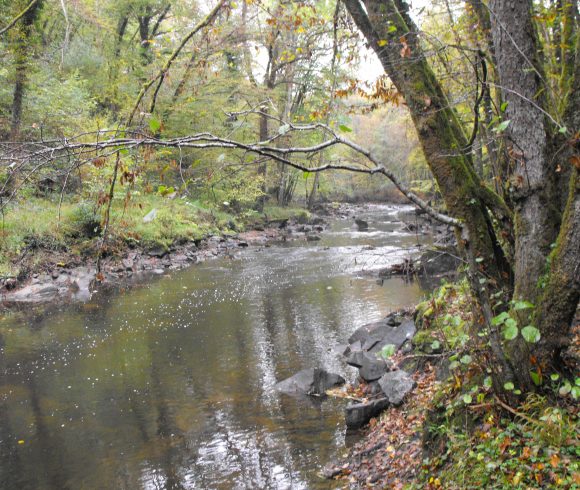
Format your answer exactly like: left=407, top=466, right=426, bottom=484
left=0, top=205, right=431, bottom=489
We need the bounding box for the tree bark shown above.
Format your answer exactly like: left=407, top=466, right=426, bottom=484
left=9, top=0, right=42, bottom=140
left=489, top=0, right=559, bottom=304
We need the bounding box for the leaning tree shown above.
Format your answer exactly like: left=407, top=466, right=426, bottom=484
left=341, top=0, right=579, bottom=391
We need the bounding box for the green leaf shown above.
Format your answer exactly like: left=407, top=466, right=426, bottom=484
left=530, top=371, right=542, bottom=386
left=503, top=323, right=518, bottom=340
left=483, top=376, right=492, bottom=388
left=149, top=117, right=161, bottom=133
left=550, top=373, right=560, bottom=381
left=493, top=119, right=511, bottom=133
left=302, top=171, right=311, bottom=180
left=460, top=354, right=472, bottom=365
left=379, top=344, right=396, bottom=359
left=504, top=382, right=515, bottom=391
left=571, top=386, right=579, bottom=399
left=449, top=361, right=460, bottom=370
left=388, top=25, right=397, bottom=33
left=491, top=312, right=510, bottom=326
left=500, top=101, right=509, bottom=112
left=431, top=340, right=440, bottom=350
left=558, top=126, right=567, bottom=134
left=278, top=124, right=290, bottom=135
left=463, top=394, right=472, bottom=404
left=559, top=381, right=571, bottom=396
left=521, top=325, right=540, bottom=343
left=339, top=124, right=352, bottom=132
left=513, top=300, right=534, bottom=311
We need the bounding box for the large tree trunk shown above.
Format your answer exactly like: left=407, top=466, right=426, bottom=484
left=489, top=0, right=560, bottom=303
left=343, top=0, right=517, bottom=385
left=343, top=0, right=579, bottom=390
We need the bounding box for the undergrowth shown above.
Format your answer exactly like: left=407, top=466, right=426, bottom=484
left=412, top=281, right=580, bottom=489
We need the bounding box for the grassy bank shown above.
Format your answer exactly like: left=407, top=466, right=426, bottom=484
left=0, top=193, right=311, bottom=279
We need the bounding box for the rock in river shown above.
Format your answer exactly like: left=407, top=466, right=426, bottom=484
left=345, top=398, right=389, bottom=430
left=346, top=351, right=391, bottom=382
left=378, top=370, right=416, bottom=406
left=348, top=316, right=416, bottom=353
left=275, top=368, right=345, bottom=396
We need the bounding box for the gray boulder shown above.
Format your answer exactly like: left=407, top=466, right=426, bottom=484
left=345, top=398, right=389, bottom=430
left=346, top=351, right=391, bottom=382
left=378, top=370, right=416, bottom=406
left=275, top=368, right=345, bottom=396
left=348, top=317, right=416, bottom=353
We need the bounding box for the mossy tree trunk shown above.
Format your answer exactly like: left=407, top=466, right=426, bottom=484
left=343, top=0, right=580, bottom=391
left=343, top=0, right=516, bottom=385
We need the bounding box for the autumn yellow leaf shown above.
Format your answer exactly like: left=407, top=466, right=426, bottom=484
left=377, top=39, right=387, bottom=47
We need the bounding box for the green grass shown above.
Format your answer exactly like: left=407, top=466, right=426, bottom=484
left=0, top=193, right=311, bottom=277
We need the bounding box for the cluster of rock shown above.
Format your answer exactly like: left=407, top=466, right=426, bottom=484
left=1, top=216, right=329, bottom=304
left=274, top=312, right=418, bottom=431
left=340, top=314, right=417, bottom=429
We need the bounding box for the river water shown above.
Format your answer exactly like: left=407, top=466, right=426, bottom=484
left=0, top=204, right=431, bottom=490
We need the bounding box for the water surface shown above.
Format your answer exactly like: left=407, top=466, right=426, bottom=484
left=0, top=204, right=431, bottom=489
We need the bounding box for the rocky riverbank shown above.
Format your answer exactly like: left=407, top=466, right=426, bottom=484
left=0, top=215, right=329, bottom=305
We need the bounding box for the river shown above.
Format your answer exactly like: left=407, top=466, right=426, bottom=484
left=0, top=204, right=432, bottom=489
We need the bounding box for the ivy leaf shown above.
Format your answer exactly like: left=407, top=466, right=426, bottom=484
left=521, top=325, right=540, bottom=343
left=503, top=323, right=518, bottom=340
left=513, top=300, right=534, bottom=310
left=463, top=394, right=472, bottom=404
left=339, top=124, right=352, bottom=132
left=530, top=371, right=542, bottom=386
left=493, top=119, right=511, bottom=133
left=504, top=382, right=515, bottom=391
left=483, top=376, right=493, bottom=388
left=491, top=312, right=510, bottom=326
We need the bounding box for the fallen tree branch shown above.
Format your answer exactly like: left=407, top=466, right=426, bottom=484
left=0, top=123, right=461, bottom=227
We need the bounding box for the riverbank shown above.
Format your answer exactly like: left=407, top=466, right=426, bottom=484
left=323, top=281, right=580, bottom=488
left=0, top=196, right=332, bottom=304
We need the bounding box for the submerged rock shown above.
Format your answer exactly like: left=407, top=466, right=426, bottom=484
left=354, top=218, right=369, bottom=231
left=378, top=370, right=416, bottom=406
left=275, top=368, right=345, bottom=396
left=345, top=398, right=389, bottom=430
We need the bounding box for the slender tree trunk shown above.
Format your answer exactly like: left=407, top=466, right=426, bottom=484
left=9, top=0, right=42, bottom=140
